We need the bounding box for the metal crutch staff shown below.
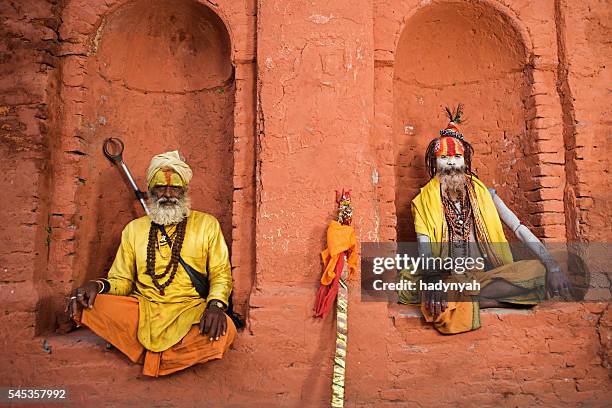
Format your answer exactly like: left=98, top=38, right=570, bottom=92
left=102, top=137, right=150, bottom=215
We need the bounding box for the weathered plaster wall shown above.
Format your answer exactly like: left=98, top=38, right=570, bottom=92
left=73, top=0, right=235, bottom=289
left=557, top=0, right=611, bottom=243
left=375, top=0, right=572, bottom=244
left=392, top=1, right=530, bottom=242
left=0, top=0, right=59, bottom=339
left=33, top=0, right=257, bottom=330
left=556, top=0, right=611, bottom=300
left=1, top=0, right=610, bottom=406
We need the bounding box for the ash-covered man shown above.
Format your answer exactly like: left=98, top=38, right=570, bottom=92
left=67, top=151, right=236, bottom=376
left=399, top=106, right=571, bottom=334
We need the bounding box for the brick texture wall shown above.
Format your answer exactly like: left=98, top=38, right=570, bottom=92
left=1, top=0, right=610, bottom=406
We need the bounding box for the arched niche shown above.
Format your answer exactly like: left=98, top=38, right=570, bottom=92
left=393, top=1, right=530, bottom=242
left=74, top=0, right=235, bottom=283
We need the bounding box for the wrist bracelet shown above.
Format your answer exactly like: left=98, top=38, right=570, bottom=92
left=92, top=280, right=103, bottom=294
left=208, top=300, right=227, bottom=311
left=93, top=279, right=110, bottom=294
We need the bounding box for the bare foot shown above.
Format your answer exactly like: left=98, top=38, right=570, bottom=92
left=479, top=298, right=504, bottom=308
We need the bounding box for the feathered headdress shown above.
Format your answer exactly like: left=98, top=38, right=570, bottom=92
left=424, top=104, right=476, bottom=179
left=440, top=104, right=465, bottom=139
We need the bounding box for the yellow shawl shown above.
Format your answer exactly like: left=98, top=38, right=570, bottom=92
left=411, top=175, right=513, bottom=265
left=105, top=211, right=232, bottom=352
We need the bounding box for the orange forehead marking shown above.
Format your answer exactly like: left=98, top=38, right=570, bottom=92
left=163, top=169, right=173, bottom=185
left=435, top=137, right=465, bottom=157
left=150, top=169, right=184, bottom=188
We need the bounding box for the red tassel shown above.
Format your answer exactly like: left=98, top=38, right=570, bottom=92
left=314, top=255, right=344, bottom=318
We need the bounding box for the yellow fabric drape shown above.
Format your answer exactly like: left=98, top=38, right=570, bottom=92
left=105, top=210, right=232, bottom=352
left=411, top=175, right=513, bottom=264
left=420, top=260, right=546, bottom=334
left=320, top=220, right=358, bottom=285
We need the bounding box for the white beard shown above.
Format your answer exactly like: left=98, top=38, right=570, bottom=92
left=148, top=194, right=191, bottom=226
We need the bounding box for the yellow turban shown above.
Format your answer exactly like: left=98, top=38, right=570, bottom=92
left=146, top=150, right=193, bottom=189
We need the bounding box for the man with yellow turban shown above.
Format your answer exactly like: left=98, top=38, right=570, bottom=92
left=399, top=106, right=571, bottom=334
left=66, top=151, right=236, bottom=376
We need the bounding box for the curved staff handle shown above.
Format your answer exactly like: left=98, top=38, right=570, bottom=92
left=102, top=137, right=124, bottom=163
left=102, top=137, right=150, bottom=215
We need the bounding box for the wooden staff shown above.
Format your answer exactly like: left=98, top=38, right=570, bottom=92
left=331, top=190, right=353, bottom=407
left=331, top=253, right=350, bottom=408
left=314, top=190, right=355, bottom=407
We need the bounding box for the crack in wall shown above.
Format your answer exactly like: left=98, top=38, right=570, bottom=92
left=594, top=304, right=610, bottom=369
left=395, top=68, right=526, bottom=90
left=95, top=70, right=235, bottom=95
left=554, top=0, right=580, bottom=243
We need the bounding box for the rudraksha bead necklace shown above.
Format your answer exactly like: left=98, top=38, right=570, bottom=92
left=442, top=187, right=473, bottom=259
left=145, top=218, right=187, bottom=295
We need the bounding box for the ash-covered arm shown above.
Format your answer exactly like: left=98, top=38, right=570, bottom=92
left=416, top=233, right=443, bottom=281
left=416, top=233, right=433, bottom=258
left=489, top=189, right=557, bottom=267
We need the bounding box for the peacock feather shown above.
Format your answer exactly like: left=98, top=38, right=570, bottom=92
left=444, top=104, right=464, bottom=124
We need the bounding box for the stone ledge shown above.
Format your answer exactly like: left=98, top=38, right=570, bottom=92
left=387, top=301, right=596, bottom=320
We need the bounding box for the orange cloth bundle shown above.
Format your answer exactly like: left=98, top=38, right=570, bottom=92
left=314, top=220, right=358, bottom=318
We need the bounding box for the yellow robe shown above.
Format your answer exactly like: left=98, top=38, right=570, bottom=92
left=411, top=175, right=513, bottom=264
left=403, top=176, right=545, bottom=334
left=105, top=210, right=232, bottom=352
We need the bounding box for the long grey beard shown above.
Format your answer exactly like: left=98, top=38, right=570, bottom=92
left=439, top=167, right=467, bottom=201
left=148, top=195, right=192, bottom=226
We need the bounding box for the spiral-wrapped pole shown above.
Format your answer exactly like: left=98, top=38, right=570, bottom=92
left=331, top=254, right=349, bottom=408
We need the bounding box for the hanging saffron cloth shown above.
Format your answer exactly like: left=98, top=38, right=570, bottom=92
left=314, top=220, right=358, bottom=318
left=314, top=191, right=358, bottom=408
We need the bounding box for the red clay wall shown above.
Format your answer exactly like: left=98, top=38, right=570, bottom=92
left=11, top=0, right=256, bottom=330
left=1, top=0, right=610, bottom=406
left=557, top=0, right=611, bottom=300
left=73, top=0, right=235, bottom=287
left=393, top=1, right=530, bottom=242
left=0, top=0, right=59, bottom=338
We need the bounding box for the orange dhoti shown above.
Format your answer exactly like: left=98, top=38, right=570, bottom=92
left=76, top=294, right=236, bottom=377
left=400, top=260, right=546, bottom=335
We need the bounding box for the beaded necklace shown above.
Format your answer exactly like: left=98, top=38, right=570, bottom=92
left=155, top=225, right=177, bottom=259
left=441, top=186, right=473, bottom=259
left=145, top=218, right=187, bottom=295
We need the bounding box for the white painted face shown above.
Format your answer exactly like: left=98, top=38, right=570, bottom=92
left=436, top=153, right=465, bottom=173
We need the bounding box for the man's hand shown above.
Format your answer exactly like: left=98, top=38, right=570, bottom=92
left=544, top=261, right=572, bottom=300
left=424, top=289, right=448, bottom=317
left=422, top=273, right=448, bottom=317
left=199, top=302, right=227, bottom=341
left=65, top=281, right=99, bottom=319
left=422, top=274, right=448, bottom=316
